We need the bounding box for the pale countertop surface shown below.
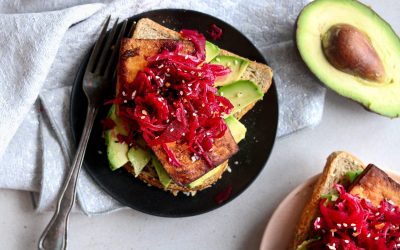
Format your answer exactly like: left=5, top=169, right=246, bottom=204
left=2, top=1, right=400, bottom=249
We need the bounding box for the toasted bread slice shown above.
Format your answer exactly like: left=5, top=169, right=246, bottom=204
left=117, top=37, right=238, bottom=189
left=132, top=18, right=273, bottom=120
left=292, top=151, right=365, bottom=248
left=349, top=164, right=400, bottom=207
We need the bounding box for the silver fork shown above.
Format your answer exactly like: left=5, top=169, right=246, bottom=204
left=38, top=17, right=127, bottom=250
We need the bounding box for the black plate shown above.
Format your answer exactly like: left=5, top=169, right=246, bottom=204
left=70, top=9, right=278, bottom=217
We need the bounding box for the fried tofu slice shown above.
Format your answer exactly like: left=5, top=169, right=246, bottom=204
left=349, top=164, right=400, bottom=206
left=117, top=38, right=195, bottom=95
left=152, top=131, right=238, bottom=186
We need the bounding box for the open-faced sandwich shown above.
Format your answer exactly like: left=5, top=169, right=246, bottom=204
left=102, top=18, right=273, bottom=196
left=293, top=151, right=400, bottom=249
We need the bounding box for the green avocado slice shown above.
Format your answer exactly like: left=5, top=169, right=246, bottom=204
left=211, top=55, right=249, bottom=86
left=218, top=80, right=263, bottom=115
left=225, top=116, right=246, bottom=143
left=105, top=105, right=129, bottom=171
left=152, top=156, right=171, bottom=188
left=127, top=146, right=151, bottom=177
left=296, top=0, right=400, bottom=118
left=205, top=41, right=220, bottom=62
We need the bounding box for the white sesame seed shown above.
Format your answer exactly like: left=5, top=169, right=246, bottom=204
left=184, top=55, right=188, bottom=59
left=392, top=208, right=395, bottom=212
left=165, top=73, right=170, bottom=77
left=122, top=91, right=126, bottom=96
left=344, top=240, right=349, bottom=244
left=376, top=212, right=380, bottom=216
left=98, top=150, right=102, bottom=154
left=182, top=133, right=185, bottom=136
left=374, top=237, right=379, bottom=240
left=166, top=119, right=170, bottom=123
left=316, top=225, right=321, bottom=229
left=190, top=71, right=195, bottom=74
left=131, top=90, right=136, bottom=99
left=343, top=223, right=348, bottom=227
left=388, top=200, right=395, bottom=205
left=350, top=223, right=356, bottom=227
left=192, top=113, right=197, bottom=117
left=188, top=83, right=192, bottom=86
left=140, top=116, right=145, bottom=119
left=397, top=244, right=400, bottom=247
left=182, top=80, right=185, bottom=83
left=353, top=227, right=357, bottom=231
left=158, top=64, right=164, bottom=68
left=367, top=233, right=371, bottom=238
left=337, top=224, right=342, bottom=228
left=155, top=76, right=160, bottom=79
left=156, top=56, right=159, bottom=60
left=234, top=161, right=239, bottom=165
left=170, top=128, right=174, bottom=132
left=227, top=166, right=232, bottom=173
left=168, top=157, right=172, bottom=162
left=180, top=91, right=184, bottom=96
left=123, top=100, right=127, bottom=103
left=148, top=76, right=151, bottom=81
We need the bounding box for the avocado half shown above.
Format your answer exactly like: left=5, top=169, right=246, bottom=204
left=296, top=0, right=400, bottom=118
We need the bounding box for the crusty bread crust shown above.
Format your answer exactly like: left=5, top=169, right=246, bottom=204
left=292, top=151, right=365, bottom=249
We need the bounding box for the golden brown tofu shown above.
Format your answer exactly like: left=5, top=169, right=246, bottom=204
left=151, top=129, right=238, bottom=186
left=349, top=164, right=400, bottom=206
left=117, top=38, right=195, bottom=95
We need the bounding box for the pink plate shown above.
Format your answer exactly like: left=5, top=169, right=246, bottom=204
left=259, top=171, right=400, bottom=250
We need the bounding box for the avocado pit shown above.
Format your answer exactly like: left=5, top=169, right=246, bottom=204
left=322, top=24, right=385, bottom=82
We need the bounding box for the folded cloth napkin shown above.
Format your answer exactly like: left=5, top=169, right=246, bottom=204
left=0, top=0, right=325, bottom=215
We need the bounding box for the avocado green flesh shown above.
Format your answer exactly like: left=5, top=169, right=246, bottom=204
left=211, top=55, right=249, bottom=86
left=188, top=164, right=225, bottom=188
left=127, top=147, right=151, bottom=177
left=297, top=0, right=400, bottom=117
left=225, top=116, right=246, bottom=143
left=296, top=238, right=319, bottom=250
left=205, top=41, right=220, bottom=62
left=218, top=80, right=263, bottom=115
left=105, top=105, right=129, bottom=171
left=152, top=156, right=171, bottom=188
left=106, top=130, right=129, bottom=171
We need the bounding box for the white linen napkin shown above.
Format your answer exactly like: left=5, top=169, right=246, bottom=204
left=0, top=0, right=325, bottom=215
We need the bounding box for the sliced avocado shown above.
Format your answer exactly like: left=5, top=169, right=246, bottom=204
left=296, top=238, right=320, bottom=250
left=218, top=80, right=263, bottom=115
left=297, top=0, right=400, bottom=117
left=152, top=156, right=171, bottom=188
left=225, top=116, right=246, bottom=143
left=188, top=164, right=225, bottom=189
left=127, top=147, right=151, bottom=177
left=205, top=41, right=220, bottom=62
left=105, top=105, right=129, bottom=171
left=211, top=55, right=249, bottom=86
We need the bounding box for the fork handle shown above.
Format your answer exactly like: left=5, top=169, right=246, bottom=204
left=38, top=105, right=98, bottom=250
